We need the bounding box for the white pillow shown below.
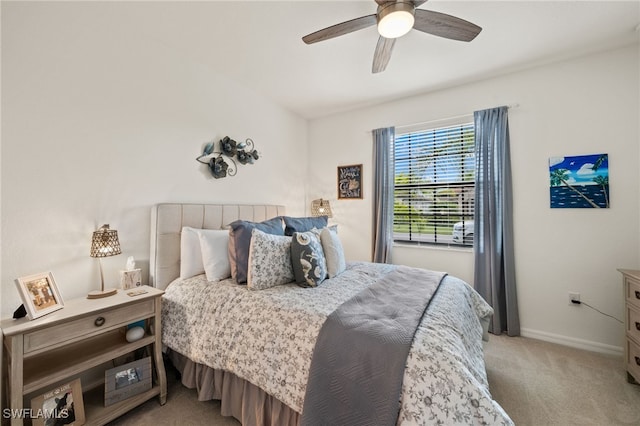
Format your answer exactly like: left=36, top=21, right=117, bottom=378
left=198, top=229, right=231, bottom=282
left=247, top=229, right=294, bottom=290
left=180, top=226, right=205, bottom=279
left=320, top=227, right=346, bottom=278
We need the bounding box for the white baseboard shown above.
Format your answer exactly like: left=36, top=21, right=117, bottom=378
left=520, top=327, right=623, bottom=356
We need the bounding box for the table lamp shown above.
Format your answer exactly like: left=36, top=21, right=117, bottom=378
left=311, top=199, right=333, bottom=218
left=88, top=224, right=121, bottom=299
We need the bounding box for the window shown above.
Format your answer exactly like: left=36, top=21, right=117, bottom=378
left=393, top=120, right=475, bottom=246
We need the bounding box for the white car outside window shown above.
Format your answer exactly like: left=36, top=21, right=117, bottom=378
left=452, top=220, right=474, bottom=245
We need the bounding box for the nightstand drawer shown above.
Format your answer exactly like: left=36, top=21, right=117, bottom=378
left=628, top=305, right=640, bottom=344
left=625, top=276, right=640, bottom=310
left=24, top=299, right=154, bottom=355
left=627, top=338, right=640, bottom=383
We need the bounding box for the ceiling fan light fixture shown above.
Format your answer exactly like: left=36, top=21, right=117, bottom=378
left=377, top=1, right=415, bottom=39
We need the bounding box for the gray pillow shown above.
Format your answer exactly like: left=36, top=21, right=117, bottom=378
left=228, top=216, right=284, bottom=284
left=290, top=231, right=327, bottom=288
left=283, top=216, right=328, bottom=236
left=320, top=227, right=346, bottom=278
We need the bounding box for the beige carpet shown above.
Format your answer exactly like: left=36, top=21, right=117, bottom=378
left=484, top=334, right=640, bottom=425
left=106, top=363, right=240, bottom=426
left=109, top=335, right=640, bottom=425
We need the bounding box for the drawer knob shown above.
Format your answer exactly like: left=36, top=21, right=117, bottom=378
left=636, top=322, right=640, bottom=331
left=94, top=316, right=106, bottom=327
left=636, top=291, right=640, bottom=300
left=636, top=356, right=640, bottom=367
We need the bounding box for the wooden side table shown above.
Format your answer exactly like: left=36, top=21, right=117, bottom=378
left=1, top=286, right=167, bottom=425
left=618, top=269, right=640, bottom=384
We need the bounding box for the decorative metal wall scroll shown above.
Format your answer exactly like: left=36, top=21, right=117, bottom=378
left=196, top=136, right=259, bottom=179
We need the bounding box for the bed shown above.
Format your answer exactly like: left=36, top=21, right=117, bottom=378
left=150, top=203, right=513, bottom=425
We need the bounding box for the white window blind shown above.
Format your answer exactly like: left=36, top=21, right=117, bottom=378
left=393, top=121, right=475, bottom=246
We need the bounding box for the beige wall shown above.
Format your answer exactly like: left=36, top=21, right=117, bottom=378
left=308, top=45, right=640, bottom=352
left=2, top=2, right=639, bottom=355
left=1, top=3, right=308, bottom=315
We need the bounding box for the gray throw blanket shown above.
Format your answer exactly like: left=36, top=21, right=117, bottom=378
left=301, top=266, right=446, bottom=426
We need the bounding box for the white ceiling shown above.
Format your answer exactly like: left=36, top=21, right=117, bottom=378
left=89, top=1, right=640, bottom=119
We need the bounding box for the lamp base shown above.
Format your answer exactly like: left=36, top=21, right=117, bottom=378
left=87, top=288, right=118, bottom=299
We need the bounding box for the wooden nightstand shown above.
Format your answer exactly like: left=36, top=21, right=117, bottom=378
left=1, top=286, right=167, bottom=426
left=618, top=269, right=640, bottom=384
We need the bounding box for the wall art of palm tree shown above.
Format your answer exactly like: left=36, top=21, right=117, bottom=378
left=549, top=153, right=609, bottom=208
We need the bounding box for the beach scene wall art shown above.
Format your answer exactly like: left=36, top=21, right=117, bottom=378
left=549, top=153, right=609, bottom=208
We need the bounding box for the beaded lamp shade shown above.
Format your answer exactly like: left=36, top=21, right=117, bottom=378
left=88, top=224, right=121, bottom=299
left=311, top=199, right=333, bottom=218
left=90, top=225, right=122, bottom=258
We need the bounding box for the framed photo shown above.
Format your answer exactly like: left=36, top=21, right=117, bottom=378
left=549, top=153, right=609, bottom=208
left=105, top=357, right=152, bottom=406
left=119, top=268, right=142, bottom=289
left=15, top=272, right=64, bottom=320
left=337, top=164, right=363, bottom=199
left=30, top=378, right=85, bottom=426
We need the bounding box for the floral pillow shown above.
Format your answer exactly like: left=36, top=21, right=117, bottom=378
left=247, top=229, right=294, bottom=290
left=228, top=216, right=284, bottom=284
left=290, top=231, right=327, bottom=288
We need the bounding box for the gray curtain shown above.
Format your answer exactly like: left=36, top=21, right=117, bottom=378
left=372, top=127, right=395, bottom=263
left=473, top=107, right=520, bottom=336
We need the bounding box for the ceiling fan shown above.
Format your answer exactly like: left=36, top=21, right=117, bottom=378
left=302, top=0, right=482, bottom=73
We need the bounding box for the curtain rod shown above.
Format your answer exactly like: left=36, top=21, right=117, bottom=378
left=394, top=103, right=520, bottom=131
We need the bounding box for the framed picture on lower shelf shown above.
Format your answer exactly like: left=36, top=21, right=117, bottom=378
left=105, top=356, right=152, bottom=406
left=30, top=378, right=85, bottom=426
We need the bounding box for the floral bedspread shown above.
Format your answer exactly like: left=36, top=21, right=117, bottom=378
left=161, top=262, right=513, bottom=425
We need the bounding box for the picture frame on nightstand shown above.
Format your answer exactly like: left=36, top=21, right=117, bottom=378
left=120, top=268, right=142, bottom=289
left=15, top=271, right=64, bottom=320
left=30, top=378, right=85, bottom=426
left=104, top=357, right=152, bottom=406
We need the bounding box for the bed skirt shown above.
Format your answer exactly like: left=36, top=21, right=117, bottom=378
left=168, top=349, right=300, bottom=426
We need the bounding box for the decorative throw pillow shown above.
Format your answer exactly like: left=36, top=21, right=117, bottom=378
left=290, top=231, right=327, bottom=288
left=283, top=216, right=328, bottom=236
left=181, top=227, right=227, bottom=279
left=228, top=216, right=284, bottom=284
left=247, top=229, right=294, bottom=290
left=320, top=227, right=346, bottom=278
left=198, top=229, right=231, bottom=282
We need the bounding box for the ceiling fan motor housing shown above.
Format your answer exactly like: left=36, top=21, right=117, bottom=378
left=377, top=1, right=416, bottom=39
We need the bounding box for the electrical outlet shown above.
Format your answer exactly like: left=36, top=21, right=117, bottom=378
left=569, top=292, right=580, bottom=305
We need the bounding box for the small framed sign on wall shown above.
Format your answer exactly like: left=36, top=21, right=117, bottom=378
left=337, top=164, right=362, bottom=199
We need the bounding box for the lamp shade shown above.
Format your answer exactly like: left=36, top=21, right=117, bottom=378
left=90, top=224, right=122, bottom=258
left=377, top=1, right=415, bottom=39
left=311, top=199, right=333, bottom=218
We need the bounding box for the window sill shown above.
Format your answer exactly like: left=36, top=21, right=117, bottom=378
left=393, top=241, right=473, bottom=253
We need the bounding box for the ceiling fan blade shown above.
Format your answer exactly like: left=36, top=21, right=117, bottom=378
left=302, top=14, right=377, bottom=44
left=412, top=0, right=428, bottom=6
left=413, top=9, right=482, bottom=42
left=372, top=36, right=396, bottom=73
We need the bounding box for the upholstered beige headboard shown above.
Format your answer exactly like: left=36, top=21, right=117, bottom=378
left=150, top=203, right=286, bottom=289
